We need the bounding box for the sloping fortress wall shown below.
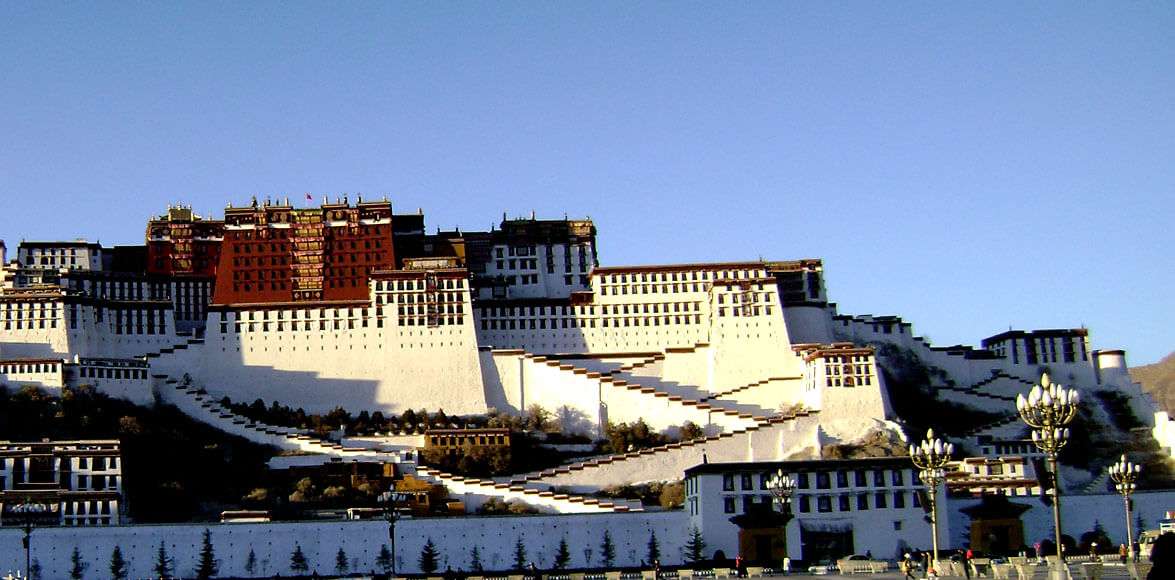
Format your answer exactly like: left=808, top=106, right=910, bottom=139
left=199, top=268, right=488, bottom=414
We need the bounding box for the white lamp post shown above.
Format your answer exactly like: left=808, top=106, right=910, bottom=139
left=909, top=429, right=953, bottom=573
left=767, top=469, right=796, bottom=570
left=1109, top=455, right=1142, bottom=561
left=1016, top=372, right=1080, bottom=572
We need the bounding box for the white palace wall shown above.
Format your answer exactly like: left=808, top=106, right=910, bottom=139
left=0, top=511, right=690, bottom=578
left=200, top=305, right=487, bottom=414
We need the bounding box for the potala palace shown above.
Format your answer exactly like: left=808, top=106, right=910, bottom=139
left=1, top=199, right=1171, bottom=578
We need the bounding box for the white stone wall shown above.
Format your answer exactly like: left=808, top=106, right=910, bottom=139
left=0, top=359, right=65, bottom=390
left=0, top=511, right=688, bottom=578
left=945, top=489, right=1175, bottom=553
left=200, top=303, right=488, bottom=414
left=688, top=465, right=945, bottom=562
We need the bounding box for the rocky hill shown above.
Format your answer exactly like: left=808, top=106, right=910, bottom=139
left=1131, top=351, right=1175, bottom=414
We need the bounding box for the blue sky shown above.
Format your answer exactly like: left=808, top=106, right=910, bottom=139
left=1, top=2, right=1171, bottom=364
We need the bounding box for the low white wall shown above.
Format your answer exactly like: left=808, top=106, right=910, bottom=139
left=0, top=512, right=689, bottom=578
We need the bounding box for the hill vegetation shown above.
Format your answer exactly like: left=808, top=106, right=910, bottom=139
left=0, top=383, right=275, bottom=522
left=1131, top=351, right=1175, bottom=413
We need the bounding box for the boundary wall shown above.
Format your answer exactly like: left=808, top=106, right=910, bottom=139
left=0, top=511, right=689, bottom=578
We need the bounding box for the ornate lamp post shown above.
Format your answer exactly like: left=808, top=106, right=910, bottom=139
left=379, top=489, right=410, bottom=577
left=767, top=469, right=796, bottom=570
left=1016, top=373, right=1079, bottom=569
left=909, top=429, right=953, bottom=573
left=1109, top=455, right=1141, bottom=561
left=10, top=499, right=52, bottom=579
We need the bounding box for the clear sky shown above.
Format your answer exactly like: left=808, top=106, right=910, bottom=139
left=1, top=3, right=1171, bottom=364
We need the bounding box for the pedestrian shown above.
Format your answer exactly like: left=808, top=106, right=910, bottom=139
left=963, top=548, right=973, bottom=580
left=900, top=553, right=915, bottom=580
left=782, top=556, right=791, bottom=576
left=1120, top=544, right=1128, bottom=564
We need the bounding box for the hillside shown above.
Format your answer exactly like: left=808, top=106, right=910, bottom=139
left=1131, top=351, right=1175, bottom=414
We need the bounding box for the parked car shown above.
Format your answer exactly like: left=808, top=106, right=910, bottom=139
left=807, top=559, right=836, bottom=574
left=836, top=554, right=889, bottom=574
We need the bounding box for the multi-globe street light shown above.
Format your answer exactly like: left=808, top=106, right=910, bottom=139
left=379, top=489, right=411, bottom=577
left=10, top=499, right=52, bottom=579
left=1108, top=455, right=1142, bottom=561
left=1016, top=372, right=1080, bottom=569
left=766, top=469, right=796, bottom=570
left=909, top=429, right=953, bottom=573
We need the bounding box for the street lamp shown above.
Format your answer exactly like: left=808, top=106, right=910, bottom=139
left=1016, top=372, right=1079, bottom=570
left=909, top=429, right=953, bottom=574
left=1109, top=455, right=1142, bottom=561
left=10, top=499, right=52, bottom=579
left=766, top=469, right=796, bottom=571
left=379, top=489, right=410, bottom=577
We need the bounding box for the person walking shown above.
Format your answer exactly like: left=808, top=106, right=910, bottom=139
left=900, top=553, right=915, bottom=580
left=1120, top=544, right=1129, bottom=564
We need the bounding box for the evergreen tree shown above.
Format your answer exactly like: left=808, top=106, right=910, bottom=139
left=69, top=546, right=88, bottom=580
left=290, top=543, right=309, bottom=574
left=336, top=547, right=349, bottom=575
left=554, top=537, right=571, bottom=570
left=600, top=530, right=616, bottom=568
left=469, top=545, right=484, bottom=573
left=244, top=548, right=258, bottom=577
left=109, top=546, right=128, bottom=580
left=377, top=545, right=394, bottom=574
left=419, top=538, right=440, bottom=574
left=513, top=537, right=528, bottom=571
left=646, top=531, right=661, bottom=564
left=196, top=528, right=219, bottom=580
left=683, top=526, right=707, bottom=564
left=154, top=542, right=174, bottom=579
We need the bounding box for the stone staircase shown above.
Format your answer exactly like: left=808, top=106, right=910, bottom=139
left=702, top=375, right=801, bottom=402
left=413, top=466, right=644, bottom=514
left=153, top=372, right=410, bottom=461
left=532, top=353, right=774, bottom=425
left=504, top=411, right=820, bottom=492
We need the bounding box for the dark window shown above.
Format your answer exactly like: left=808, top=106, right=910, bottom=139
left=891, top=470, right=904, bottom=486
left=893, top=492, right=906, bottom=509
left=724, top=497, right=736, bottom=513
left=875, top=492, right=888, bottom=509
left=839, top=495, right=851, bottom=512
left=855, top=470, right=867, bottom=487
left=874, top=470, right=885, bottom=487
left=797, top=473, right=810, bottom=489
left=857, top=494, right=869, bottom=510
left=743, top=496, right=755, bottom=513
left=799, top=496, right=811, bottom=513
left=741, top=474, right=754, bottom=491
left=836, top=471, right=849, bottom=488
left=723, top=475, right=735, bottom=491
left=816, top=472, right=831, bottom=489
left=817, top=496, right=832, bottom=513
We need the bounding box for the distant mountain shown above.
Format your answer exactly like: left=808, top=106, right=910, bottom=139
left=1131, top=352, right=1175, bottom=414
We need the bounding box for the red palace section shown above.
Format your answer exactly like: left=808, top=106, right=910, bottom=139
left=212, top=198, right=396, bottom=305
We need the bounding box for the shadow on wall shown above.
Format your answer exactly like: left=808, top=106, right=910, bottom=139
left=0, top=340, right=68, bottom=360
left=195, top=362, right=384, bottom=415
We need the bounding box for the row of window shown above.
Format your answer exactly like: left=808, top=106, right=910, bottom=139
left=721, top=469, right=916, bottom=492
left=481, top=314, right=706, bottom=331
left=78, top=367, right=148, bottom=380
left=598, top=269, right=766, bottom=284
left=722, top=490, right=920, bottom=514
left=0, top=362, right=59, bottom=374
left=375, top=278, right=467, bottom=291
